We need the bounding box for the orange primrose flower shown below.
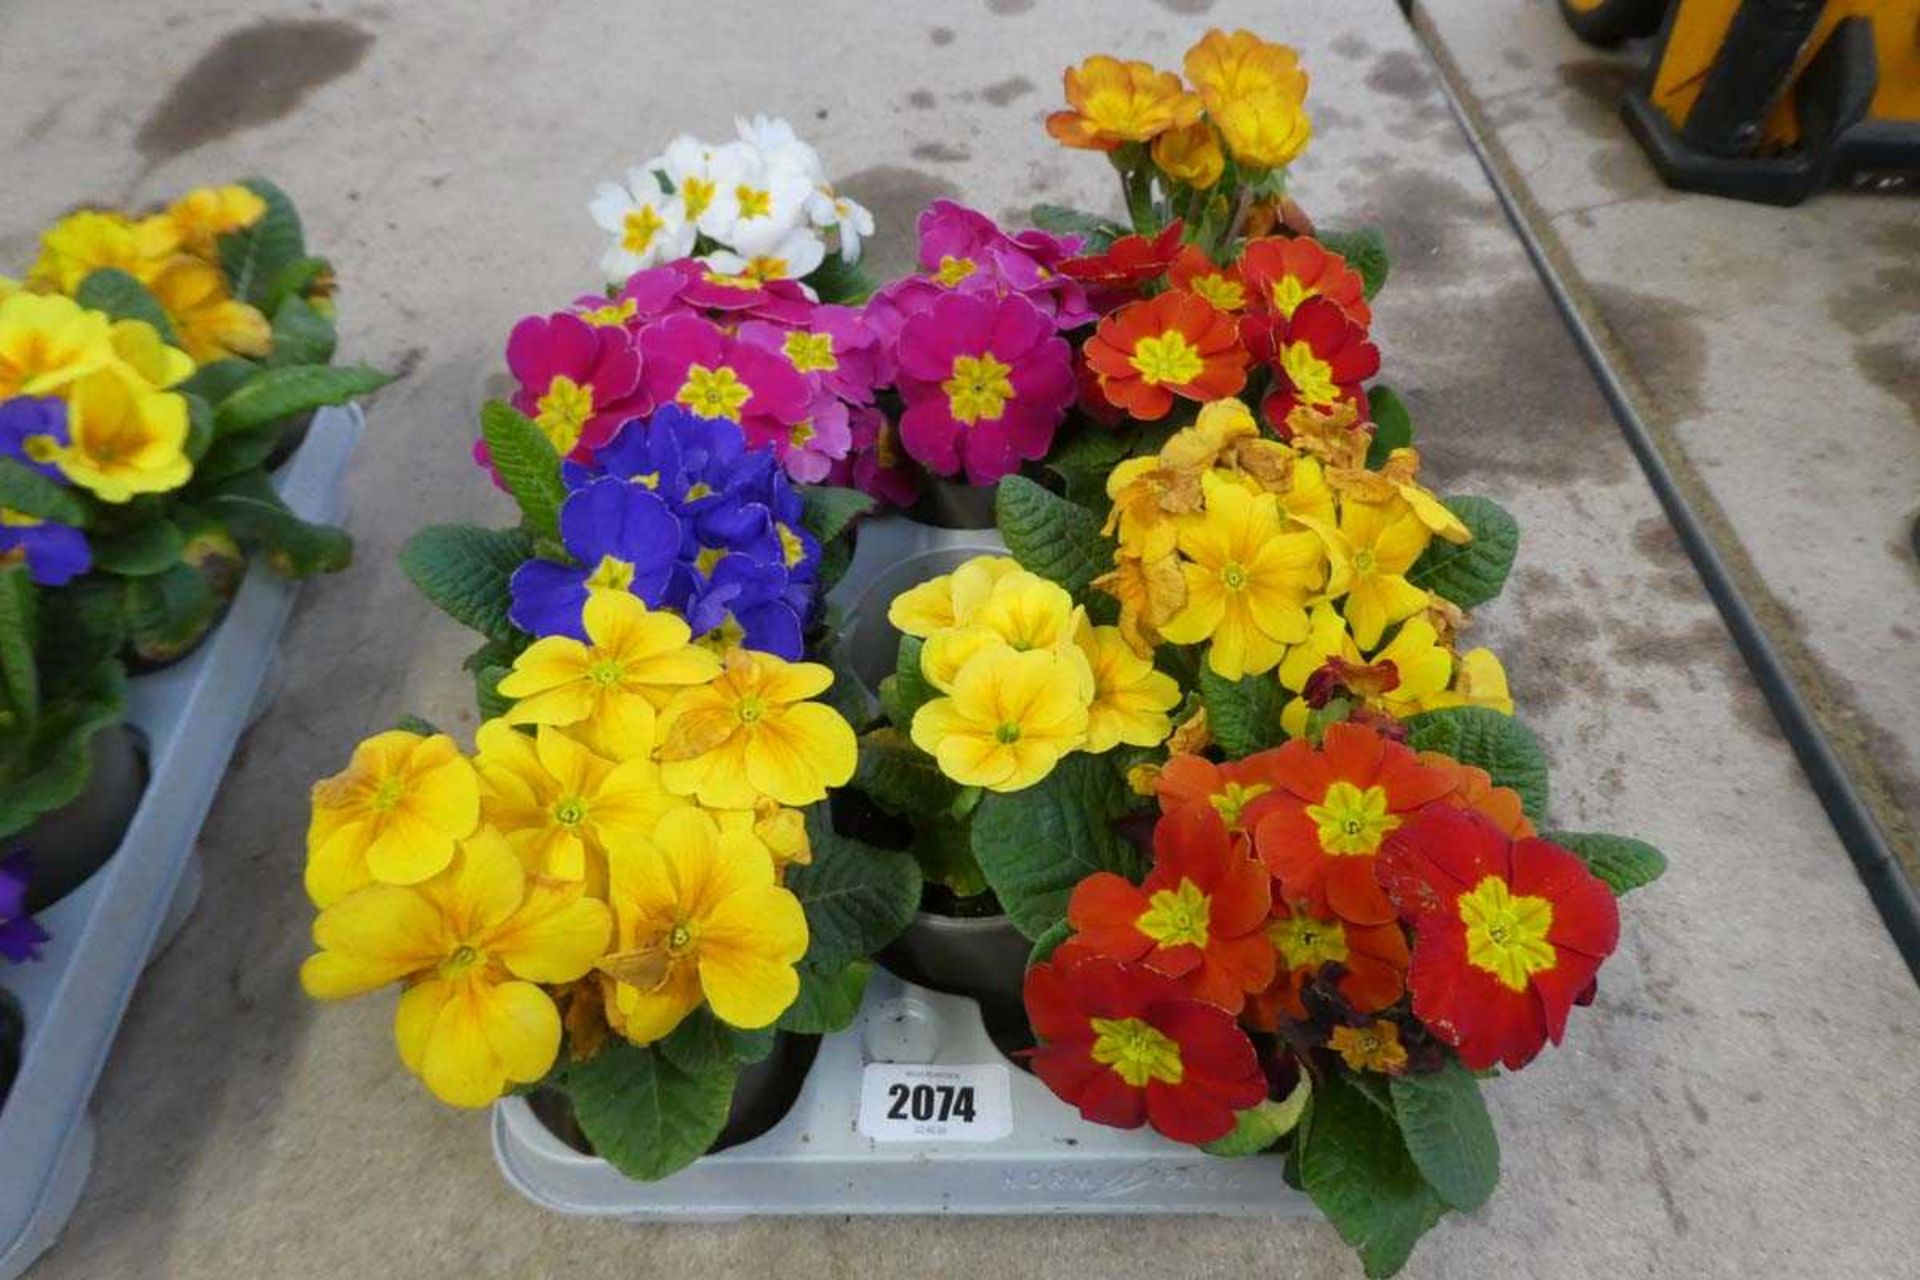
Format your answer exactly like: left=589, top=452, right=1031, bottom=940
left=1328, top=1020, right=1410, bottom=1075
left=1418, top=751, right=1535, bottom=838
left=1154, top=752, right=1284, bottom=837
left=1085, top=290, right=1248, bottom=421
left=1240, top=296, right=1380, bottom=431
left=1249, top=898, right=1410, bottom=1026
left=1047, top=55, right=1203, bottom=152
left=1168, top=244, right=1249, bottom=314
left=1238, top=236, right=1372, bottom=328
left=1059, top=221, right=1185, bottom=291
left=1066, top=805, right=1275, bottom=1013
left=1183, top=28, right=1309, bottom=111
left=1250, top=722, right=1455, bottom=926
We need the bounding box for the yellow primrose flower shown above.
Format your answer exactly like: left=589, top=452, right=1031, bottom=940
left=1077, top=622, right=1181, bottom=753
left=1159, top=473, right=1324, bottom=679
left=1277, top=609, right=1455, bottom=737
left=716, top=799, right=813, bottom=869
left=1183, top=28, right=1309, bottom=111
left=921, top=569, right=1087, bottom=692
left=53, top=368, right=192, bottom=501
left=300, top=827, right=611, bottom=1108
left=105, top=317, right=194, bottom=390
left=0, top=277, right=17, bottom=303
left=27, top=209, right=179, bottom=293
left=306, top=730, right=481, bottom=907
left=1103, top=454, right=1202, bottom=562
left=498, top=591, right=721, bottom=761
left=1421, top=647, right=1514, bottom=716
left=1046, top=55, right=1202, bottom=151
left=148, top=256, right=272, bottom=363
left=473, top=719, right=684, bottom=884
left=911, top=646, right=1091, bottom=791
left=887, top=554, right=1024, bottom=637
left=598, top=808, right=808, bottom=1044
left=166, top=184, right=268, bottom=257
left=1212, top=88, right=1314, bottom=172
left=1152, top=120, right=1225, bottom=190
left=0, top=292, right=115, bottom=398
left=1371, top=617, right=1454, bottom=717
left=1324, top=498, right=1433, bottom=650
left=656, top=648, right=857, bottom=809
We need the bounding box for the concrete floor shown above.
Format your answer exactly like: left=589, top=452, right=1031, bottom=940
left=1, top=2, right=1917, bottom=1277
left=1417, top=0, right=1920, bottom=884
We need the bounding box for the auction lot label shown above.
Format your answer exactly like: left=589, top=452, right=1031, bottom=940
left=857, top=1063, right=1012, bottom=1142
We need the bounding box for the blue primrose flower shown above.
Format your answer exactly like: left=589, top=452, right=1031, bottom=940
left=508, top=478, right=679, bottom=640
left=0, top=515, right=90, bottom=586
left=0, top=850, right=49, bottom=965
left=0, top=396, right=70, bottom=481
left=685, top=553, right=806, bottom=660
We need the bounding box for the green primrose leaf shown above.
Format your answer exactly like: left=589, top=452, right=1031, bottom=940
left=212, top=364, right=391, bottom=436
left=203, top=471, right=351, bottom=577
left=1301, top=1072, right=1448, bottom=1278
left=1030, top=203, right=1124, bottom=253
left=479, top=399, right=568, bottom=542
left=565, top=1040, right=736, bottom=1182
left=0, top=458, right=88, bottom=527
left=265, top=295, right=338, bottom=368
left=1204, top=1074, right=1312, bottom=1157
left=1316, top=226, right=1390, bottom=300
left=800, top=484, right=875, bottom=546
left=879, top=634, right=937, bottom=729
left=785, top=806, right=921, bottom=970
left=1365, top=386, right=1413, bottom=469
left=970, top=754, right=1144, bottom=941
left=1406, top=496, right=1519, bottom=611
left=1198, top=666, right=1284, bottom=758
left=995, top=473, right=1116, bottom=599
left=399, top=524, right=533, bottom=641
left=853, top=726, right=959, bottom=817
left=73, top=268, right=177, bottom=345
left=88, top=517, right=186, bottom=577
left=1390, top=1058, right=1500, bottom=1211
left=120, top=561, right=220, bottom=665
left=778, top=960, right=872, bottom=1035
left=805, top=252, right=878, bottom=304
left=1542, top=830, right=1669, bottom=896
left=659, top=1007, right=777, bottom=1072
left=218, top=178, right=307, bottom=309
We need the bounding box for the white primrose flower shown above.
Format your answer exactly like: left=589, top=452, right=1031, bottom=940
left=703, top=224, right=827, bottom=283
left=588, top=168, right=695, bottom=282
left=705, top=148, right=814, bottom=257
left=656, top=134, right=747, bottom=240
left=735, top=114, right=826, bottom=184
left=806, top=186, right=876, bottom=265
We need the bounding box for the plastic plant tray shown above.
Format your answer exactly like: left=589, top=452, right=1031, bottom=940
left=0, top=405, right=363, bottom=1280
left=493, top=508, right=1315, bottom=1219
left=494, top=967, right=1315, bottom=1218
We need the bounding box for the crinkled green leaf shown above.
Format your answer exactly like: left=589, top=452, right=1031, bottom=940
left=1365, top=385, right=1413, bottom=469
left=800, top=484, right=874, bottom=546
left=659, top=1008, right=777, bottom=1072
left=1402, top=706, right=1549, bottom=822
left=120, top=561, right=220, bottom=664
left=1027, top=917, right=1073, bottom=968
left=1302, top=1072, right=1448, bottom=1279
left=1199, top=666, right=1284, bottom=758
left=1543, top=830, right=1668, bottom=896
left=805, top=252, right=878, bottom=304
left=74, top=268, right=176, bottom=345
left=970, top=754, right=1144, bottom=941
left=853, top=726, right=958, bottom=816
left=213, top=364, right=389, bottom=437
left=879, top=634, right=936, bottom=729
left=480, top=399, right=567, bottom=542
left=203, top=471, right=351, bottom=577
left=0, top=566, right=38, bottom=724
left=1406, top=496, right=1518, bottom=610
left=566, top=1040, right=735, bottom=1182
left=1390, top=1059, right=1500, bottom=1211
left=1204, top=1075, right=1312, bottom=1157
left=265, top=295, right=337, bottom=368
left=778, top=961, right=871, bottom=1035
left=786, top=806, right=921, bottom=970
left=217, top=178, right=306, bottom=309
left=89, top=517, right=185, bottom=577
left=399, top=524, right=531, bottom=641
left=995, top=474, right=1116, bottom=598
left=1030, top=203, right=1124, bottom=253
left=0, top=458, right=88, bottom=527
left=1317, top=226, right=1390, bottom=300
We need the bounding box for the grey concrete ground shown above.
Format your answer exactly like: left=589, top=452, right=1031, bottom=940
left=1416, top=0, right=1920, bottom=885
left=1, top=2, right=1917, bottom=1277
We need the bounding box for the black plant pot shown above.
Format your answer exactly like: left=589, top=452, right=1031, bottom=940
left=17, top=724, right=149, bottom=913
left=908, top=477, right=1000, bottom=531
left=262, top=410, right=316, bottom=472
left=878, top=909, right=1035, bottom=1052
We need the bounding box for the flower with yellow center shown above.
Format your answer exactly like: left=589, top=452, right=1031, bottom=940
left=1328, top=446, right=1471, bottom=545
left=300, top=827, right=612, bottom=1108
left=1089, top=1016, right=1184, bottom=1086
left=887, top=554, right=1025, bottom=637
left=1045, top=55, right=1203, bottom=151
left=473, top=720, right=684, bottom=888
left=676, top=363, right=753, bottom=421
left=1323, top=497, right=1433, bottom=650
left=165, top=185, right=269, bottom=257
left=305, top=730, right=482, bottom=908
left=1369, top=617, right=1455, bottom=714
left=54, top=368, right=192, bottom=501
left=934, top=255, right=978, bottom=287
left=782, top=330, right=838, bottom=374
left=1077, top=621, right=1180, bottom=753
left=1306, top=780, right=1400, bottom=855
left=715, top=799, right=813, bottom=869
left=942, top=353, right=1015, bottom=426
left=597, top=808, right=808, bottom=1043
left=1459, top=875, right=1556, bottom=992
left=148, top=255, right=272, bottom=363
left=1151, top=121, right=1225, bottom=190
left=1183, top=28, right=1309, bottom=111
left=1092, top=548, right=1188, bottom=656
left=1211, top=88, right=1313, bottom=172
left=656, top=648, right=857, bottom=809
left=27, top=210, right=179, bottom=293
left=1328, top=1021, right=1409, bottom=1075
left=910, top=646, right=1091, bottom=792
left=0, top=293, right=115, bottom=399
left=534, top=375, right=595, bottom=453
left=1159, top=473, right=1325, bottom=679
left=498, top=590, right=721, bottom=761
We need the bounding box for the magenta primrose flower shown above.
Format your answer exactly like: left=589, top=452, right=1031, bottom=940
left=506, top=312, right=647, bottom=459
left=639, top=313, right=811, bottom=463
left=738, top=307, right=881, bottom=407
left=915, top=200, right=1095, bottom=329
left=894, top=289, right=1075, bottom=484
left=842, top=404, right=922, bottom=508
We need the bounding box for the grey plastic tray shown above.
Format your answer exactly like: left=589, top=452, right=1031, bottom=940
left=491, top=510, right=1317, bottom=1219
left=0, top=405, right=363, bottom=1279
